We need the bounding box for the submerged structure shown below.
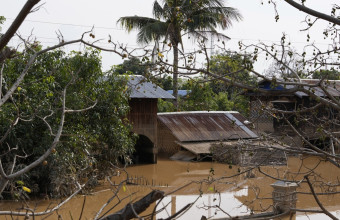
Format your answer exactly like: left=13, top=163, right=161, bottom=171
left=246, top=79, right=340, bottom=149
left=157, top=111, right=258, bottom=160
left=126, top=75, right=174, bottom=163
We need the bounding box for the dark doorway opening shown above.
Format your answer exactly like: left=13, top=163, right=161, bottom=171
left=133, top=135, right=155, bottom=164
left=305, top=137, right=330, bottom=151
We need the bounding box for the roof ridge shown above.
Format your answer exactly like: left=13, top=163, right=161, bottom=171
left=158, top=111, right=239, bottom=115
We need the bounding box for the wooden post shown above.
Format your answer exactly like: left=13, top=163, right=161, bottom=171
left=271, top=181, right=298, bottom=214
left=171, top=196, right=176, bottom=216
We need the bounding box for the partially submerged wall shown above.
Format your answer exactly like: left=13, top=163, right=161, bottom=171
left=157, top=119, right=180, bottom=155
left=128, top=98, right=158, bottom=163
left=211, top=141, right=287, bottom=166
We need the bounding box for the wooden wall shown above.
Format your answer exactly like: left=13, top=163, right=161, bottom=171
left=127, top=98, right=158, bottom=163
left=157, top=120, right=181, bottom=155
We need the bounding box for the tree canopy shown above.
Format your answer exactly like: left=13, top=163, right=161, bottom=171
left=113, top=57, right=149, bottom=76
left=0, top=47, right=135, bottom=197
left=118, top=0, right=242, bottom=107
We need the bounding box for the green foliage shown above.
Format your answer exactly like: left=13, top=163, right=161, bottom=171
left=157, top=75, right=173, bottom=90
left=119, top=1, right=242, bottom=100
left=209, top=52, right=255, bottom=94
left=119, top=0, right=241, bottom=46
left=0, top=16, right=5, bottom=34
left=158, top=98, right=176, bottom=112
left=113, top=57, right=149, bottom=76
left=181, top=81, right=217, bottom=111
left=0, top=47, right=135, bottom=197
left=312, top=68, right=340, bottom=80
left=214, top=92, right=234, bottom=111
left=157, top=75, right=250, bottom=115
left=166, top=52, right=254, bottom=114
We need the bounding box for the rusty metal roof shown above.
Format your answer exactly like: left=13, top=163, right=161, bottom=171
left=128, top=75, right=175, bottom=99
left=177, top=139, right=289, bottom=158
left=158, top=111, right=258, bottom=142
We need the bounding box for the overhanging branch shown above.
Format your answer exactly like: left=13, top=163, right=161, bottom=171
left=0, top=0, right=41, bottom=52
left=284, top=0, right=340, bottom=26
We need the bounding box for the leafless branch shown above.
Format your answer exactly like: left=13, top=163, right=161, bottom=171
left=305, top=175, right=338, bottom=220
left=0, top=0, right=41, bottom=52
left=0, top=183, right=85, bottom=216
left=284, top=0, right=340, bottom=26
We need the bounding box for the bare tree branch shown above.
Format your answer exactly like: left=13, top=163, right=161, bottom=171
left=0, top=183, right=85, bottom=216
left=305, top=175, right=338, bottom=220
left=284, top=0, right=340, bottom=26
left=0, top=0, right=41, bottom=52
left=99, top=190, right=164, bottom=220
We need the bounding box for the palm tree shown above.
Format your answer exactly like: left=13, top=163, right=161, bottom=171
left=118, top=0, right=242, bottom=108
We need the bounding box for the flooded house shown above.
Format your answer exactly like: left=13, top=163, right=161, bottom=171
left=157, top=111, right=259, bottom=161
left=126, top=75, right=174, bottom=163
left=246, top=79, right=340, bottom=149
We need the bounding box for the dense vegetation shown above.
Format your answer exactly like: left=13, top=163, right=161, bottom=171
left=158, top=52, right=255, bottom=115
left=0, top=47, right=136, bottom=197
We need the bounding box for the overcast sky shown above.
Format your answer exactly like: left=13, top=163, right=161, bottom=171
left=0, top=0, right=336, bottom=73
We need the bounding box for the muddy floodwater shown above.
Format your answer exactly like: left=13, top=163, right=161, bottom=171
left=1, top=156, right=340, bottom=219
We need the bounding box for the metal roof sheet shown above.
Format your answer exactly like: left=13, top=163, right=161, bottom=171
left=178, top=139, right=286, bottom=156
left=158, top=111, right=258, bottom=142
left=128, top=75, right=175, bottom=99
left=167, top=90, right=191, bottom=97
left=296, top=79, right=340, bottom=97
left=256, top=79, right=340, bottom=98
left=177, top=141, right=238, bottom=154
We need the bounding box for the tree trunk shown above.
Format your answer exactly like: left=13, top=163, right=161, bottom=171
left=173, top=43, right=179, bottom=110
left=100, top=190, right=164, bottom=220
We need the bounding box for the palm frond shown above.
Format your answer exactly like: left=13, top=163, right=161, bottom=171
left=118, top=16, right=159, bottom=32
left=153, top=1, right=165, bottom=20
left=200, top=0, right=225, bottom=8
left=185, top=6, right=242, bottom=31
left=119, top=0, right=241, bottom=46
left=186, top=29, right=230, bottom=43
left=137, top=21, right=169, bottom=44
left=210, top=7, right=243, bottom=28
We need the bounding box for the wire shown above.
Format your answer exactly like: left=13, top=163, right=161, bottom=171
left=5, top=18, right=334, bottom=46
left=6, top=18, right=125, bottom=31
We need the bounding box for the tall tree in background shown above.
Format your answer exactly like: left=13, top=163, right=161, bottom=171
left=118, top=0, right=242, bottom=108
left=209, top=52, right=255, bottom=94
left=113, top=57, right=148, bottom=75
left=312, top=68, right=340, bottom=80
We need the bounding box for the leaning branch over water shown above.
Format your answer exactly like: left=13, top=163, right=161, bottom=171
left=100, top=190, right=164, bottom=220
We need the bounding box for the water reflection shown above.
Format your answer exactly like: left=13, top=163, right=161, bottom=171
left=297, top=211, right=340, bottom=219
left=156, top=188, right=250, bottom=219
left=1, top=156, right=340, bottom=219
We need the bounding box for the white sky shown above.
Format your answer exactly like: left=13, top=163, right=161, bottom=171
left=0, top=0, right=337, bottom=73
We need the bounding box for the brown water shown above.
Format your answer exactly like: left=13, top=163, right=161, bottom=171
left=1, top=156, right=340, bottom=219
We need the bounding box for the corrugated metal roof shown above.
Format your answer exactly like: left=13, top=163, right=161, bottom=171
left=295, top=79, right=340, bottom=98
left=177, top=141, right=237, bottom=154
left=128, top=75, right=175, bottom=99
left=178, top=139, right=289, bottom=156
left=167, top=90, right=191, bottom=97
left=158, top=111, right=258, bottom=142
left=256, top=79, right=340, bottom=98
